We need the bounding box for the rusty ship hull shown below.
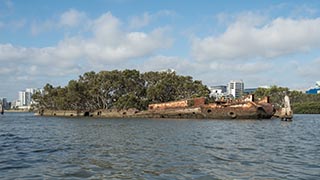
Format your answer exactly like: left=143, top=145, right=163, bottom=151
left=38, top=95, right=275, bottom=120
left=137, top=96, right=274, bottom=119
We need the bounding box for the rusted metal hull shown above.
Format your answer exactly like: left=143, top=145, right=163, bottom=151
left=37, top=96, right=275, bottom=120
left=141, top=96, right=275, bottom=119
left=134, top=104, right=274, bottom=120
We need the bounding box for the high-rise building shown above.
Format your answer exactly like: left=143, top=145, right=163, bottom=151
left=18, top=91, right=27, bottom=106
left=2, top=98, right=8, bottom=109
left=228, top=80, right=244, bottom=98
left=26, top=88, right=38, bottom=105
left=17, top=88, right=42, bottom=107
left=0, top=98, right=11, bottom=110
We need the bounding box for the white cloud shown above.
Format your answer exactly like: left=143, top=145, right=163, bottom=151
left=0, top=44, right=27, bottom=61
left=0, top=11, right=172, bottom=79
left=30, top=9, right=88, bottom=35
left=28, top=10, right=173, bottom=61
left=91, top=12, right=123, bottom=45
left=82, top=12, right=172, bottom=64
left=192, top=16, right=320, bottom=61
left=59, top=9, right=87, bottom=28
left=0, top=43, right=81, bottom=77
left=83, top=28, right=172, bottom=65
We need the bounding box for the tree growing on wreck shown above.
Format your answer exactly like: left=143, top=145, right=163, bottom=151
left=33, top=70, right=210, bottom=111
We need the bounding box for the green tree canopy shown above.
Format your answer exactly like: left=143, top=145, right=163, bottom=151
left=33, top=70, right=210, bottom=111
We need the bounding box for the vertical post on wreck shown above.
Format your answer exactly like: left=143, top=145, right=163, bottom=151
left=0, top=99, right=4, bottom=115
left=280, top=95, right=293, bottom=121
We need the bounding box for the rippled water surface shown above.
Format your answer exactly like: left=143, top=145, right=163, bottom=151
left=0, top=113, right=319, bottom=179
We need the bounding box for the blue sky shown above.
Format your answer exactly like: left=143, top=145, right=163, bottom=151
left=1, top=0, right=320, bottom=101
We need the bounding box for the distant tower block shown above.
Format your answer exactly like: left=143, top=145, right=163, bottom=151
left=228, top=80, right=244, bottom=98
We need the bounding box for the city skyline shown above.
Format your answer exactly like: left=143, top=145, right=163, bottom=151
left=1, top=0, right=320, bottom=100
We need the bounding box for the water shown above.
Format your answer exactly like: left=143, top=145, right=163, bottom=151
left=0, top=113, right=319, bottom=180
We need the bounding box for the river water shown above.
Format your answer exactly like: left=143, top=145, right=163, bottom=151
left=0, top=113, right=319, bottom=180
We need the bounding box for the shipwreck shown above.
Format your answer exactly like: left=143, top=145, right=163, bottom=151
left=138, top=95, right=275, bottom=119
left=37, top=94, right=275, bottom=120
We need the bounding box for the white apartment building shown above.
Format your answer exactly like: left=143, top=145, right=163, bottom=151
left=228, top=80, right=244, bottom=98
left=18, top=91, right=28, bottom=106
left=17, top=88, right=42, bottom=108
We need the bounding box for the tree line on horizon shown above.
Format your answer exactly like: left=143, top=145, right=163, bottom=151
left=32, top=69, right=210, bottom=111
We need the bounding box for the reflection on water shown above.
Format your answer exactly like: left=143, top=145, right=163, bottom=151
left=0, top=113, right=319, bottom=179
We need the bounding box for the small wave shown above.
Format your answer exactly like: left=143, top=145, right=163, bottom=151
left=213, top=146, right=225, bottom=150
left=203, top=145, right=214, bottom=149
left=0, top=133, right=15, bottom=137
left=0, top=164, right=31, bottom=170
left=306, top=164, right=320, bottom=169
left=63, top=169, right=93, bottom=178
left=203, top=145, right=226, bottom=151
left=143, top=170, right=161, bottom=176
left=210, top=154, right=233, bottom=162
left=194, top=175, right=220, bottom=180
left=32, top=147, right=65, bottom=154
left=89, top=159, right=114, bottom=169
left=237, top=147, right=256, bottom=151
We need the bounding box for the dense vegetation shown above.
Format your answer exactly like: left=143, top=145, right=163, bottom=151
left=33, top=70, right=210, bottom=111
left=254, top=85, right=320, bottom=114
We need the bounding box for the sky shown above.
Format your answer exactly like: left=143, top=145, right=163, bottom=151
left=1, top=0, right=320, bottom=101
